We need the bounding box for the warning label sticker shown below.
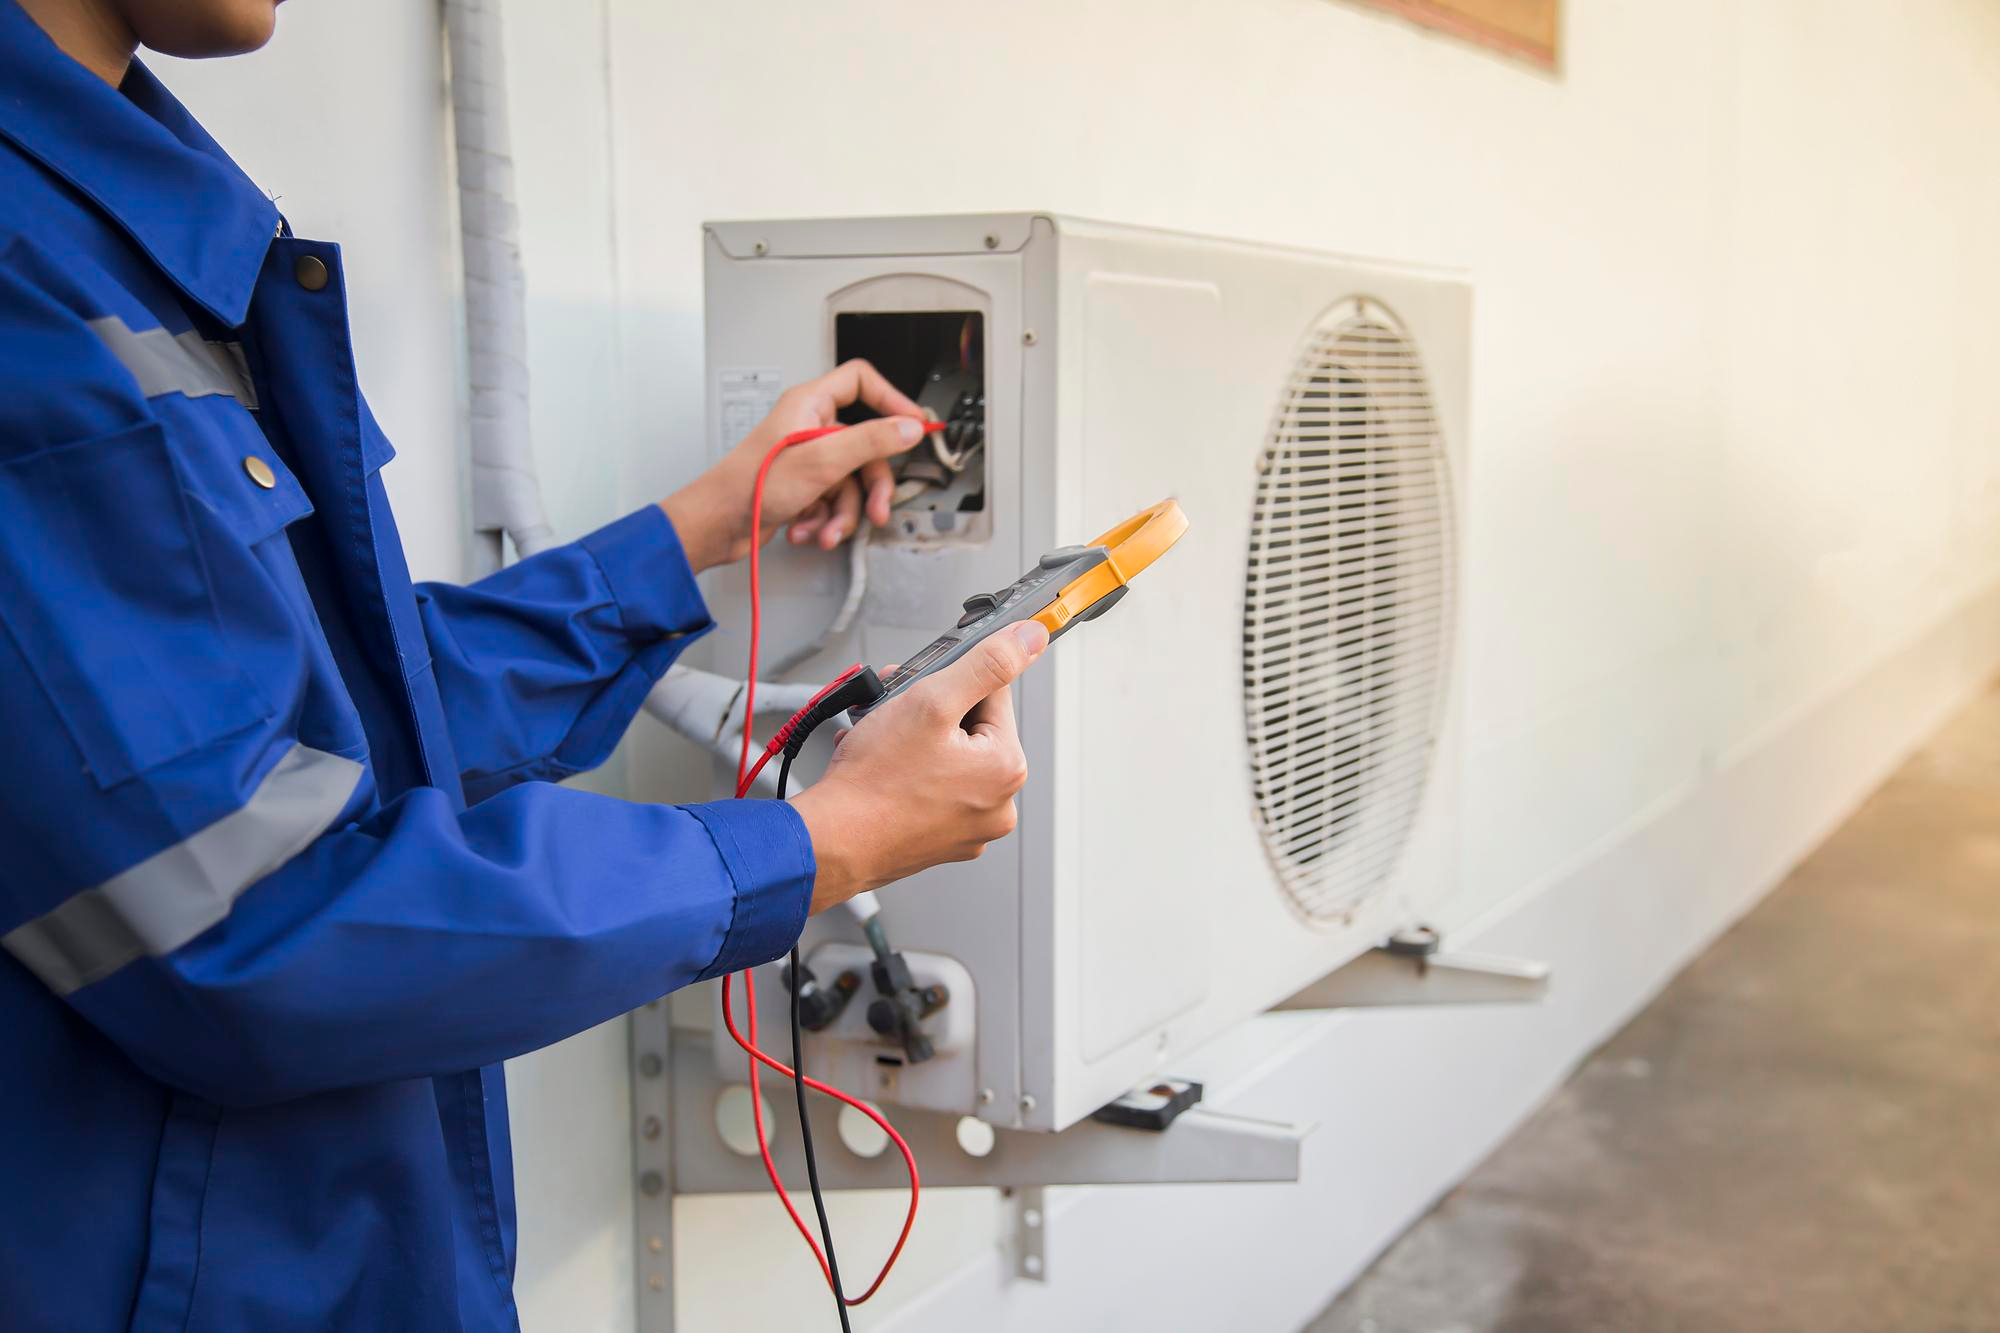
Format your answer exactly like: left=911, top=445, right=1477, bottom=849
left=717, top=367, right=785, bottom=451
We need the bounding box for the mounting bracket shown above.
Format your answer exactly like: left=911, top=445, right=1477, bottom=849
left=630, top=927, right=1545, bottom=1329
left=1010, top=1184, right=1048, bottom=1282
left=629, top=1000, right=1307, bottom=1330
left=665, top=1034, right=1306, bottom=1193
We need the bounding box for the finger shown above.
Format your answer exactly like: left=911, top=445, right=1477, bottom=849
left=963, top=661, right=1017, bottom=738
left=813, top=358, right=924, bottom=420
left=801, top=416, right=927, bottom=487
left=913, top=620, right=1049, bottom=720
left=788, top=498, right=829, bottom=544
left=821, top=478, right=863, bottom=549
left=861, top=457, right=896, bottom=527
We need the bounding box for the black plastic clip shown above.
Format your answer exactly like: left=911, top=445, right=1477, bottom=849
left=1091, top=1078, right=1203, bottom=1132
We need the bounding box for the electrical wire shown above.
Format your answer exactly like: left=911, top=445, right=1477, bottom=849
left=736, top=664, right=864, bottom=798
left=722, top=423, right=939, bottom=1315
left=732, top=418, right=942, bottom=781
left=780, top=751, right=849, bottom=1333
left=720, top=972, right=919, bottom=1302
left=735, top=425, right=842, bottom=788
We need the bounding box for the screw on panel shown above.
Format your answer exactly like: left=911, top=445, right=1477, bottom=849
left=984, top=233, right=1000, bottom=249
left=978, top=1088, right=995, bottom=1105
left=638, top=1171, right=664, bottom=1197
left=1022, top=329, right=1038, bottom=346
left=648, top=1274, right=665, bottom=1292
left=638, top=1052, right=663, bottom=1078
left=751, top=240, right=769, bottom=256
left=641, top=1115, right=662, bottom=1141
left=647, top=1235, right=664, bottom=1254
left=1019, top=1093, right=1037, bottom=1113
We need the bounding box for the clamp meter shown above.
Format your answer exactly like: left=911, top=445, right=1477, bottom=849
left=849, top=498, right=1188, bottom=719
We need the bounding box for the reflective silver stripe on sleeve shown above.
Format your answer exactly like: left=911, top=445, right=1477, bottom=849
left=3, top=745, right=363, bottom=996
left=86, top=315, right=259, bottom=409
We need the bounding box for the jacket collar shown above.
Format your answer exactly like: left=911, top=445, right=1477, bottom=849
left=0, top=0, right=278, bottom=326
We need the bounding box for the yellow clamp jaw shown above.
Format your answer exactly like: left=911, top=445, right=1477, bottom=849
left=1032, top=499, right=1189, bottom=638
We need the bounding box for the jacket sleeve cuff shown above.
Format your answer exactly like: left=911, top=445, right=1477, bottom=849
left=684, top=799, right=815, bottom=980
left=579, top=505, right=714, bottom=643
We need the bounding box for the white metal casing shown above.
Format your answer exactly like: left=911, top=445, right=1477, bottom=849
left=700, top=214, right=1469, bottom=1132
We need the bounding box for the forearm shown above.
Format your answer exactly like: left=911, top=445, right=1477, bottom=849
left=419, top=506, right=714, bottom=800
left=660, top=477, right=741, bottom=574
left=64, top=781, right=812, bottom=1106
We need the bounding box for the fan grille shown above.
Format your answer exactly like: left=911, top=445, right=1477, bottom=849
left=1242, top=301, right=1454, bottom=924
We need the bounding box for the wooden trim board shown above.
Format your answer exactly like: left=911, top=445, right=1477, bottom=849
left=1350, top=0, right=1560, bottom=70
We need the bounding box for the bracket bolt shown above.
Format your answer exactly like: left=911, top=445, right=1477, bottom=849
left=638, top=1171, right=664, bottom=1197
left=648, top=1274, right=666, bottom=1292
left=637, top=1052, right=663, bottom=1078
left=641, top=1115, right=662, bottom=1140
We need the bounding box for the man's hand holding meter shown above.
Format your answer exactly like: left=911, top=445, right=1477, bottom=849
left=794, top=619, right=1047, bottom=913
left=658, top=357, right=1044, bottom=911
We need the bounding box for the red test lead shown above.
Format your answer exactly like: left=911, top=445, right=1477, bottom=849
left=723, top=423, right=938, bottom=1315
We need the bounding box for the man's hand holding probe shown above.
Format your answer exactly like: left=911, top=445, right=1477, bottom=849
left=657, top=359, right=1044, bottom=915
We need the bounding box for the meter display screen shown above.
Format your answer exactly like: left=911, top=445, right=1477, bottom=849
left=877, top=635, right=959, bottom=695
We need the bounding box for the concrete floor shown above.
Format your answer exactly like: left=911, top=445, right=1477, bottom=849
left=1309, top=685, right=2000, bottom=1333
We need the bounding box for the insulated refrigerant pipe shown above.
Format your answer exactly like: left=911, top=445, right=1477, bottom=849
left=443, top=0, right=553, bottom=568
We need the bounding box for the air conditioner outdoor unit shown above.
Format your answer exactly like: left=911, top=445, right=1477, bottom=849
left=697, top=214, right=1470, bottom=1134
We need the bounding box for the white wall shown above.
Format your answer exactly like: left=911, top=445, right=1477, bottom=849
left=157, top=0, right=2000, bottom=1329
left=582, top=1, right=2000, bottom=1328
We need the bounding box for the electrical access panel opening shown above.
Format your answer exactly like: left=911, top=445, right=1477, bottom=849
left=834, top=310, right=988, bottom=545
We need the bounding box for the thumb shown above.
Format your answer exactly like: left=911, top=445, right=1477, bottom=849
left=810, top=415, right=928, bottom=480
left=916, top=620, right=1049, bottom=718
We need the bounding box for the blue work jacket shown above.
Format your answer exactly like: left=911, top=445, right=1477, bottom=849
left=0, top=7, right=813, bottom=1330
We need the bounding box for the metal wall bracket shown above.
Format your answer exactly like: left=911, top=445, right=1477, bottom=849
left=1273, top=930, right=1552, bottom=1011
left=629, top=1007, right=1307, bottom=1330
left=1010, top=1185, right=1048, bottom=1282
left=629, top=1001, right=675, bottom=1331
left=629, top=926, right=1538, bottom=1327
left=667, top=1035, right=1308, bottom=1192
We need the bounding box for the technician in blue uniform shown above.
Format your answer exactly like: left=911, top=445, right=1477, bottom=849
left=0, top=1, right=1046, bottom=1329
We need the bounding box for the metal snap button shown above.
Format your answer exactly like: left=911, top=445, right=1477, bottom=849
left=244, top=456, right=277, bottom=489
left=294, top=254, right=329, bottom=292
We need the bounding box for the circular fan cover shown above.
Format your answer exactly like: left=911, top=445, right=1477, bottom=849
left=1241, top=300, right=1455, bottom=924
